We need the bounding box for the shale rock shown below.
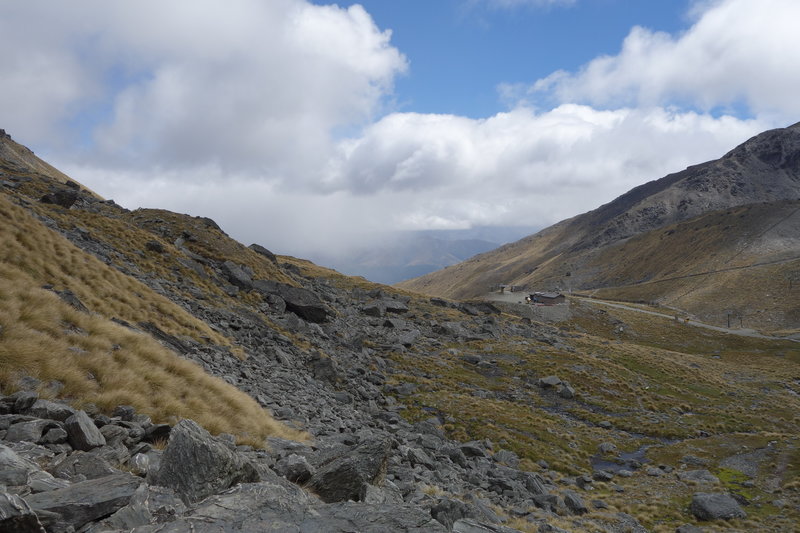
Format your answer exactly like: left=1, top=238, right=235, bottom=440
left=64, top=410, right=106, bottom=451
left=690, top=492, right=746, bottom=521
left=24, top=473, right=142, bottom=531
left=150, top=419, right=259, bottom=504
left=0, top=492, right=45, bottom=533
left=307, top=437, right=391, bottom=503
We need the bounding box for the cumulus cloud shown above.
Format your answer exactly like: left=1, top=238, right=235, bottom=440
left=529, top=0, right=800, bottom=117
left=323, top=105, right=768, bottom=231
left=65, top=105, right=768, bottom=259
left=0, top=0, right=406, bottom=177
left=0, top=0, right=796, bottom=262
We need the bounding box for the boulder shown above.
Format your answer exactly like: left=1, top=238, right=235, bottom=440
left=563, top=490, right=588, bottom=515
left=24, top=473, right=142, bottom=531
left=677, top=469, right=719, bottom=484
left=558, top=382, right=575, bottom=399
left=5, top=419, right=60, bottom=443
left=253, top=280, right=330, bottom=323
left=249, top=243, right=278, bottom=263
left=150, top=419, right=259, bottom=504
left=49, top=451, right=118, bottom=481
left=91, top=484, right=187, bottom=530
left=146, top=481, right=446, bottom=532
left=538, top=376, right=561, bottom=388
left=452, top=519, right=520, bottom=532
left=220, top=260, right=253, bottom=290
left=24, top=400, right=76, bottom=422
left=0, top=492, right=45, bottom=532
left=112, top=405, right=136, bottom=421
left=65, top=410, right=106, bottom=451
left=40, top=188, right=78, bottom=209
left=493, top=450, right=520, bottom=468
left=431, top=498, right=477, bottom=530
left=690, top=492, right=746, bottom=521
left=308, top=352, right=340, bottom=385
left=459, top=442, right=488, bottom=458
left=274, top=454, right=315, bottom=484
left=383, top=299, right=409, bottom=314
left=12, top=391, right=39, bottom=413
left=362, top=301, right=386, bottom=317
left=307, top=437, right=391, bottom=503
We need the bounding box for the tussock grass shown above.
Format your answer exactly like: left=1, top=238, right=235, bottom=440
left=0, top=278, right=303, bottom=443
left=0, top=196, right=230, bottom=347
left=0, top=196, right=303, bottom=444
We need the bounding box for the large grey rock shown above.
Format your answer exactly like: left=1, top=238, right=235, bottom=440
left=249, top=243, right=278, bottom=263
left=24, top=473, right=142, bottom=531
left=150, top=419, right=259, bottom=504
left=452, top=519, right=521, bottom=533
left=362, top=301, right=386, bottom=317
left=690, top=492, right=746, bottom=520
left=431, top=498, right=478, bottom=530
left=137, top=481, right=445, bottom=532
left=40, top=188, right=79, bottom=209
left=493, top=449, right=520, bottom=468
left=4, top=419, right=60, bottom=444
left=12, top=391, right=39, bottom=413
left=49, top=451, right=118, bottom=481
left=23, top=400, right=76, bottom=422
left=563, top=490, right=588, bottom=515
left=0, top=492, right=45, bottom=532
left=65, top=410, right=106, bottom=451
left=253, top=280, right=330, bottom=323
left=307, top=437, right=391, bottom=503
left=220, top=260, right=254, bottom=290
left=92, top=484, right=187, bottom=530
left=0, top=443, right=40, bottom=477
left=274, top=453, right=315, bottom=484
left=677, top=469, right=719, bottom=484
left=538, top=376, right=561, bottom=388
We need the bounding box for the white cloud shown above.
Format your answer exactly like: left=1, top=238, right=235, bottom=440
left=64, top=105, right=768, bottom=260
left=322, top=105, right=768, bottom=232
left=0, top=0, right=796, bottom=263
left=529, top=0, right=800, bottom=118
left=0, top=0, right=406, bottom=177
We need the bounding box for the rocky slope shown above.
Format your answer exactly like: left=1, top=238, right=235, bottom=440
left=398, top=123, right=800, bottom=332
left=1, top=129, right=799, bottom=532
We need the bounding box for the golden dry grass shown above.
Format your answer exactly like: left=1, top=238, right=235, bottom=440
left=0, top=195, right=304, bottom=444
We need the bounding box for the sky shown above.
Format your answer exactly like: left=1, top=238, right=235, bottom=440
left=1, top=0, right=799, bottom=259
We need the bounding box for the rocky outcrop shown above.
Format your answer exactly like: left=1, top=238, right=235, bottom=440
left=150, top=419, right=259, bottom=504
left=253, top=279, right=331, bottom=323
left=690, top=492, right=747, bottom=521
left=25, top=474, right=142, bottom=531
left=307, top=437, right=391, bottom=503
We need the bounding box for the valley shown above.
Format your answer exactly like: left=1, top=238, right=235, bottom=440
left=0, top=126, right=798, bottom=532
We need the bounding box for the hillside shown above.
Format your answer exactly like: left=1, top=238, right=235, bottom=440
left=398, top=123, right=800, bottom=333
left=1, top=129, right=800, bottom=532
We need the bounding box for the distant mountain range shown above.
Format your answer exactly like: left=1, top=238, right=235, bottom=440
left=399, top=122, right=800, bottom=332
left=309, top=226, right=537, bottom=285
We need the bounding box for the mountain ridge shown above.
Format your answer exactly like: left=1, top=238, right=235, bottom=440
left=398, top=123, right=800, bottom=332
left=2, top=128, right=800, bottom=531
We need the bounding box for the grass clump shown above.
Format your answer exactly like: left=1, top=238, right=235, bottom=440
left=0, top=196, right=304, bottom=444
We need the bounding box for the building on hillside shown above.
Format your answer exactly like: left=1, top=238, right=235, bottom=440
left=528, top=292, right=565, bottom=305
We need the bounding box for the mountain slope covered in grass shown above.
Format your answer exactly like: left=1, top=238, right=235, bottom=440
left=399, top=123, right=800, bottom=333
left=2, top=129, right=799, bottom=531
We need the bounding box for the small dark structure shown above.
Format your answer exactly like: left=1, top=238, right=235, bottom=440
left=529, top=292, right=565, bottom=305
